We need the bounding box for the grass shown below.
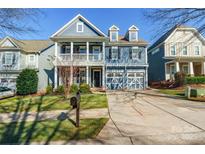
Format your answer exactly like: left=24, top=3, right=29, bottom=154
left=158, top=89, right=185, bottom=96
left=0, top=93, right=108, bottom=113
left=0, top=118, right=108, bottom=144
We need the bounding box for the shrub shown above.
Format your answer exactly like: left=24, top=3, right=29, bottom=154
left=185, top=76, right=205, bottom=84
left=79, top=83, right=91, bottom=94
left=16, top=69, right=38, bottom=95
left=174, top=72, right=186, bottom=87
left=70, top=84, right=79, bottom=94
left=55, top=85, right=64, bottom=94
left=46, top=84, right=53, bottom=95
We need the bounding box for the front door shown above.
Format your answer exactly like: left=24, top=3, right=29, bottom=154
left=93, top=71, right=101, bottom=87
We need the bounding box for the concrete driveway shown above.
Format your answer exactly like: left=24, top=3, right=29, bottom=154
left=97, top=90, right=205, bottom=144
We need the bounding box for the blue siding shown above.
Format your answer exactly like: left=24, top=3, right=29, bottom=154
left=148, top=45, right=166, bottom=82
left=59, top=18, right=101, bottom=37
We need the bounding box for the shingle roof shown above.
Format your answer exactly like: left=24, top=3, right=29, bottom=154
left=108, top=35, right=148, bottom=46
left=0, top=37, right=53, bottom=53
left=148, top=25, right=191, bottom=51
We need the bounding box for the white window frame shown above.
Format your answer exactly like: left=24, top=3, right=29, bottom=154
left=92, top=46, right=101, bottom=53
left=194, top=45, right=200, bottom=56
left=182, top=46, right=188, bottom=56
left=111, top=46, right=118, bottom=60
left=129, top=31, right=137, bottom=41
left=170, top=45, right=176, bottom=56
left=76, top=22, right=84, bottom=33
left=132, top=47, right=139, bottom=60
left=182, top=65, right=189, bottom=74
left=29, top=55, right=35, bottom=63
left=3, top=52, right=13, bottom=65
left=110, top=31, right=118, bottom=42
left=79, top=46, right=86, bottom=53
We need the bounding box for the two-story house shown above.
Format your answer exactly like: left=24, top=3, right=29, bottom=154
left=148, top=25, right=205, bottom=83
left=0, top=36, right=52, bottom=89
left=50, top=14, right=148, bottom=90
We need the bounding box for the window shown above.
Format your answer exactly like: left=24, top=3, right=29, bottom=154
left=182, top=46, right=187, bottom=55
left=110, top=32, right=117, bottom=41
left=79, top=46, right=86, bottom=54
left=77, top=22, right=84, bottom=32
left=170, top=45, right=176, bottom=55
left=130, top=32, right=136, bottom=41
left=3, top=53, right=13, bottom=65
left=194, top=46, right=200, bottom=55
left=111, top=47, right=118, bottom=60
left=182, top=65, right=188, bottom=74
left=29, top=55, right=35, bottom=62
left=131, top=47, right=142, bottom=60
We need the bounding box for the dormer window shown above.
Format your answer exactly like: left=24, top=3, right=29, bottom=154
left=111, top=32, right=118, bottom=42
left=77, top=22, right=84, bottom=32
left=130, top=32, right=137, bottom=41
left=109, top=25, right=119, bottom=42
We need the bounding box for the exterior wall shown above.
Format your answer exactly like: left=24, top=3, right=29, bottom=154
left=58, top=18, right=100, bottom=37
left=165, top=30, right=205, bottom=57
left=38, top=45, right=55, bottom=91
left=148, top=44, right=166, bottom=82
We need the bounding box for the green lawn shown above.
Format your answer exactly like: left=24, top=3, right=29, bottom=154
left=158, top=89, right=185, bottom=96
left=0, top=93, right=108, bottom=113
left=0, top=118, right=108, bottom=144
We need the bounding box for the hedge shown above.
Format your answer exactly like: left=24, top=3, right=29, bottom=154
left=185, top=76, right=205, bottom=84
left=16, top=69, right=38, bottom=95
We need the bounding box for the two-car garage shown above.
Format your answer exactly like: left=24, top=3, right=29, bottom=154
left=106, top=67, right=146, bottom=90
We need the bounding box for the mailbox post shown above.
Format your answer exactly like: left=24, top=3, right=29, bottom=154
left=70, top=90, right=81, bottom=127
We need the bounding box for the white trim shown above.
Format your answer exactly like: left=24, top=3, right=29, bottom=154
left=109, top=25, right=119, bottom=31
left=51, top=14, right=107, bottom=37
left=0, top=36, right=19, bottom=48
left=110, top=31, right=118, bottom=42
left=170, top=44, right=176, bottom=56
left=194, top=45, right=201, bottom=56
left=128, top=25, right=139, bottom=31
left=76, top=22, right=84, bottom=33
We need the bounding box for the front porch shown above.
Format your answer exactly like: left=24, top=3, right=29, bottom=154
left=56, top=66, right=105, bottom=89
left=165, top=60, right=205, bottom=80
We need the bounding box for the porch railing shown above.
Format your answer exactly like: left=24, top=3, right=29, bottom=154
left=59, top=53, right=103, bottom=62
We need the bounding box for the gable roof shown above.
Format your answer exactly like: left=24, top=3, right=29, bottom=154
left=0, top=36, right=53, bottom=53
left=109, top=25, right=120, bottom=31
left=128, top=25, right=139, bottom=31
left=51, top=14, right=107, bottom=38
left=148, top=25, right=204, bottom=52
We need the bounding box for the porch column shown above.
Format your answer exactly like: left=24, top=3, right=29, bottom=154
left=86, top=66, right=89, bottom=84
left=102, top=66, right=105, bottom=88
left=54, top=42, right=58, bottom=89
left=70, top=66, right=73, bottom=85
left=102, top=42, right=105, bottom=61
left=54, top=67, right=58, bottom=89
left=175, top=61, right=180, bottom=72
left=189, top=61, right=194, bottom=76
left=70, top=42, right=73, bottom=61
left=201, top=61, right=205, bottom=75
left=86, top=42, right=89, bottom=61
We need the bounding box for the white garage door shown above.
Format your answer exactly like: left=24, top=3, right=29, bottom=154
left=127, top=72, right=144, bottom=89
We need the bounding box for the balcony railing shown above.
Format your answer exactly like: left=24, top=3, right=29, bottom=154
left=59, top=53, right=103, bottom=62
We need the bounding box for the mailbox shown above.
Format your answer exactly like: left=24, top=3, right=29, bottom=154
left=70, top=96, right=78, bottom=108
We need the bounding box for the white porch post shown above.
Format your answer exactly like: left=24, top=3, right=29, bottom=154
left=54, top=42, right=58, bottom=89
left=189, top=61, right=194, bottom=76
left=86, top=66, right=89, bottom=84
left=175, top=61, right=180, bottom=72
left=70, top=66, right=73, bottom=85
left=201, top=61, right=205, bottom=75
left=102, top=66, right=105, bottom=88
left=70, top=42, right=73, bottom=61
left=86, top=42, right=89, bottom=61
left=102, top=42, right=105, bottom=61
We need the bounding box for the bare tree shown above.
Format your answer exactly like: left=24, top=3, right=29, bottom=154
left=0, top=8, right=43, bottom=37
left=143, top=8, right=205, bottom=38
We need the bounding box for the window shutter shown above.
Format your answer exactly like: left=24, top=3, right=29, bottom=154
left=129, top=48, right=132, bottom=59
left=118, top=47, right=120, bottom=59
left=109, top=48, right=112, bottom=59
left=12, top=53, right=16, bottom=64
left=2, top=54, right=5, bottom=64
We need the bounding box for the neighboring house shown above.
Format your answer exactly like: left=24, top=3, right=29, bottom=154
left=51, top=14, right=148, bottom=90
left=0, top=14, right=148, bottom=91
left=148, top=25, right=205, bottom=83
left=0, top=36, right=53, bottom=89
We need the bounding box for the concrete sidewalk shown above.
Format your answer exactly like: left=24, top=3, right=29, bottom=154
left=0, top=108, right=108, bottom=123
